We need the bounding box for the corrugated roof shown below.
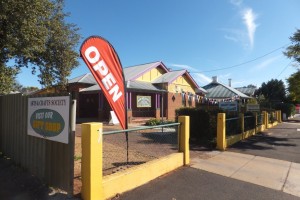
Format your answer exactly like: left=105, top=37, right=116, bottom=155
left=72, top=61, right=203, bottom=93
left=152, top=70, right=203, bottom=92
left=127, top=80, right=165, bottom=92
left=79, top=84, right=100, bottom=92
left=195, top=87, right=208, bottom=94
left=235, top=87, right=257, bottom=96
left=203, top=82, right=250, bottom=99
left=152, top=70, right=186, bottom=84
left=80, top=80, right=165, bottom=93
left=68, top=73, right=97, bottom=84
left=123, top=61, right=168, bottom=81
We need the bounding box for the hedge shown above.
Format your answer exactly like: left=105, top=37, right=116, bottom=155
left=175, top=107, right=222, bottom=146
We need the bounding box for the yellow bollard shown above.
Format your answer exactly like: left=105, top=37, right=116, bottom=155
left=81, top=123, right=103, bottom=200
left=217, top=113, right=226, bottom=151
left=239, top=113, right=244, bottom=137
left=278, top=110, right=282, bottom=123
left=178, top=116, right=190, bottom=165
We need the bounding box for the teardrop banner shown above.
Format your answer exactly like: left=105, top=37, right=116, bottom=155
left=80, top=36, right=127, bottom=129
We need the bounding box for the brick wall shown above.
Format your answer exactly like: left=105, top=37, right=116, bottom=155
left=167, top=93, right=183, bottom=121
left=166, top=92, right=198, bottom=120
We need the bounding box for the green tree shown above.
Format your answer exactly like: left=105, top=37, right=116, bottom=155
left=284, top=29, right=300, bottom=63
left=255, top=79, right=286, bottom=103
left=0, top=0, right=80, bottom=94
left=287, top=71, right=300, bottom=102
left=0, top=64, right=19, bottom=94
left=284, top=29, right=300, bottom=102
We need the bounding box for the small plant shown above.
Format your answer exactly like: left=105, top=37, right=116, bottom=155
left=74, top=155, right=81, bottom=161
left=145, top=118, right=161, bottom=126
left=145, top=119, right=175, bottom=126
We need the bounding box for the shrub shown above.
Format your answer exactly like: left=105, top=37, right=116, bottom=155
left=145, top=118, right=174, bottom=126
left=145, top=118, right=161, bottom=126
left=175, top=107, right=222, bottom=146
left=274, top=103, right=296, bottom=117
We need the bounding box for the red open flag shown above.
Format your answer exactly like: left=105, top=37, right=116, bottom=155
left=80, top=36, right=127, bottom=129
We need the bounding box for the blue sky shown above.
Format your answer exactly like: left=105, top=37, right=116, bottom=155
left=18, top=0, right=300, bottom=89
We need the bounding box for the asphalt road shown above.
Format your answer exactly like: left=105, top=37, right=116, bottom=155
left=228, top=115, right=300, bottom=163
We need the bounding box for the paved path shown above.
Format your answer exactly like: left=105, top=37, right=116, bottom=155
left=191, top=151, right=300, bottom=197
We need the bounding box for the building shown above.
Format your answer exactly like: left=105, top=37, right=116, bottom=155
left=202, top=76, right=250, bottom=103
left=235, top=86, right=257, bottom=97
left=64, top=61, right=206, bottom=122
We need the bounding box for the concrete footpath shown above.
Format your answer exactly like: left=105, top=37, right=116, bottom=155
left=120, top=115, right=300, bottom=200
left=192, top=151, right=300, bottom=197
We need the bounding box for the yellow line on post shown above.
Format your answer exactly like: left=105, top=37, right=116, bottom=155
left=81, top=123, right=103, bottom=200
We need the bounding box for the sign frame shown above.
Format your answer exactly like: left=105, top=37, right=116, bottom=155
left=219, top=102, right=238, bottom=111
left=137, top=95, right=151, bottom=108
left=27, top=96, right=70, bottom=144
left=246, top=104, right=260, bottom=112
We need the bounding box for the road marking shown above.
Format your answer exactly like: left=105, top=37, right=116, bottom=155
left=297, top=129, right=300, bottom=132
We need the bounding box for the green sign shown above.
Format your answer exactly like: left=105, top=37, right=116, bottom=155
left=30, top=109, right=65, bottom=137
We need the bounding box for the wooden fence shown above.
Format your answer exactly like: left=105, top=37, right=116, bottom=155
left=0, top=94, right=75, bottom=194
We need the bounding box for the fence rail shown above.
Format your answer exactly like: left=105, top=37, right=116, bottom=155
left=226, top=117, right=240, bottom=136
left=226, top=114, right=256, bottom=137
left=102, top=123, right=180, bottom=175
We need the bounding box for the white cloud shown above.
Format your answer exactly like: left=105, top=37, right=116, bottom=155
left=224, top=35, right=239, bottom=42
left=192, top=73, right=212, bottom=85
left=242, top=8, right=258, bottom=48
left=230, top=0, right=243, bottom=6
left=250, top=55, right=282, bottom=72
left=222, top=28, right=247, bottom=47
left=169, top=63, right=198, bottom=72
left=225, top=2, right=259, bottom=49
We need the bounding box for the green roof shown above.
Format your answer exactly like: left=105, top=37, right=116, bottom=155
left=203, top=82, right=250, bottom=99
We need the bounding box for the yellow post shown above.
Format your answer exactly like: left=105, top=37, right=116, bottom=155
left=254, top=113, right=258, bottom=134
left=178, top=116, right=190, bottom=165
left=278, top=110, right=282, bottom=123
left=265, top=111, right=269, bottom=127
left=239, top=113, right=244, bottom=136
left=262, top=111, right=267, bottom=128
left=217, top=113, right=226, bottom=151
left=81, top=123, right=103, bottom=200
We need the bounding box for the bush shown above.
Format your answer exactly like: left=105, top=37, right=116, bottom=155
left=274, top=103, right=296, bottom=117
left=145, top=118, right=174, bottom=126
left=175, top=107, right=222, bottom=146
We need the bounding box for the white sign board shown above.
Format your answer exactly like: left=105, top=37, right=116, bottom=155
left=219, top=102, right=238, bottom=111
left=27, top=96, right=70, bottom=144
left=246, top=104, right=260, bottom=112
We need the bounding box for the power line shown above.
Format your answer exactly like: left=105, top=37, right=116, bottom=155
left=189, top=43, right=291, bottom=74
left=276, top=61, right=293, bottom=78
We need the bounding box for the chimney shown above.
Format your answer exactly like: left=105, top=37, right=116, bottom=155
left=228, top=78, right=232, bottom=87
left=212, top=76, right=218, bottom=83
